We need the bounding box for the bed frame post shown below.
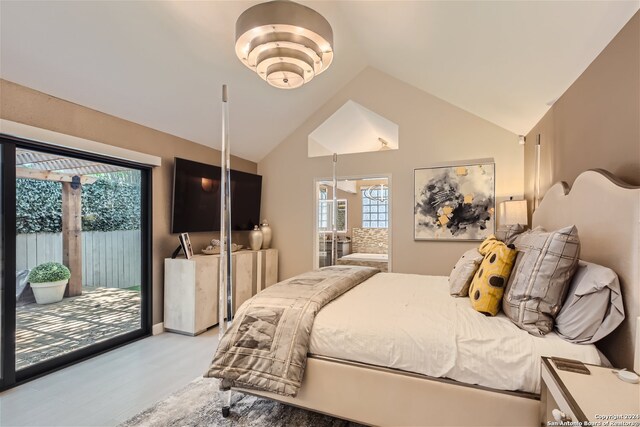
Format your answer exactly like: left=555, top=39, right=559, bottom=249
left=219, top=84, right=234, bottom=418
left=331, top=153, right=337, bottom=265
left=222, top=389, right=232, bottom=418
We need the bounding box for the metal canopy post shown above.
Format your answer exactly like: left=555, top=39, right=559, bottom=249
left=218, top=84, right=233, bottom=334
left=219, top=84, right=234, bottom=418
left=331, top=153, right=337, bottom=265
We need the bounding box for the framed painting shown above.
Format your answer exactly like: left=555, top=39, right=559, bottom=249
left=414, top=162, right=495, bottom=241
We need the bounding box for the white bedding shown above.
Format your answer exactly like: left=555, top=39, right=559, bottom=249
left=309, top=272, right=602, bottom=394
left=339, top=253, right=388, bottom=262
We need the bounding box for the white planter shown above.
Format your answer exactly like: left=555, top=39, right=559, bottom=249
left=30, top=279, right=68, bottom=304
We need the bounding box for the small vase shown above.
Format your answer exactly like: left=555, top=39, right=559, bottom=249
left=249, top=226, right=263, bottom=251
left=260, top=219, right=272, bottom=249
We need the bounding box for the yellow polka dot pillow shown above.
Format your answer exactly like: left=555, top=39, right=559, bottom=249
left=469, top=238, right=517, bottom=316
left=477, top=235, right=503, bottom=256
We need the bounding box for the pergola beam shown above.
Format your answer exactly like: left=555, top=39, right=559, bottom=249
left=62, top=182, right=83, bottom=297
left=16, top=167, right=97, bottom=184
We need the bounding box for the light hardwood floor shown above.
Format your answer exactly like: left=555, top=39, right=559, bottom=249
left=0, top=327, right=220, bottom=426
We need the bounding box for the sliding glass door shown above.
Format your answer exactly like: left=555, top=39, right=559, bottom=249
left=1, top=135, right=152, bottom=390
left=1, top=142, right=16, bottom=389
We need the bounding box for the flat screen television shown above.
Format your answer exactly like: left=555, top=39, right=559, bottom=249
left=171, top=158, right=262, bottom=233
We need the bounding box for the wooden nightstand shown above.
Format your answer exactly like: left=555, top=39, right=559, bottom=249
left=540, top=357, right=640, bottom=426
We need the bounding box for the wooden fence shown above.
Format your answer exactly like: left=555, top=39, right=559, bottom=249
left=16, top=230, right=141, bottom=289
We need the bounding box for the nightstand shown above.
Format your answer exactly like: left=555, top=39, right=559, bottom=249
left=540, top=357, right=640, bottom=425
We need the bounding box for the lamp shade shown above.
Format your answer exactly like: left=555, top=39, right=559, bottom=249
left=498, top=199, right=528, bottom=226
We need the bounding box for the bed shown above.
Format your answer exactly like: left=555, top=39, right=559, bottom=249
left=309, top=273, right=601, bottom=395
left=217, top=169, right=640, bottom=426
left=337, top=252, right=389, bottom=272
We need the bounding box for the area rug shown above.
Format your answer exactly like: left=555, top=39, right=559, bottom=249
left=120, top=376, right=363, bottom=427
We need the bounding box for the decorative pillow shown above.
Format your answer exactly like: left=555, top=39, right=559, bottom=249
left=449, top=249, right=484, bottom=297
left=555, top=261, right=625, bottom=344
left=502, top=225, right=581, bottom=336
left=495, top=224, right=527, bottom=245
left=478, top=235, right=503, bottom=256
left=468, top=241, right=517, bottom=316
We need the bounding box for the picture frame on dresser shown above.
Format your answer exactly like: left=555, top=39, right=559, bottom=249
left=178, top=232, right=193, bottom=259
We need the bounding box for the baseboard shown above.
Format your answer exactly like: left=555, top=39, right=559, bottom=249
left=152, top=322, right=164, bottom=335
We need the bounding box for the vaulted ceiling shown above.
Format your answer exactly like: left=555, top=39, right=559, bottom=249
left=1, top=1, right=638, bottom=162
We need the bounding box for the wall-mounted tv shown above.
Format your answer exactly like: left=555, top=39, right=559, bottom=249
left=171, top=158, right=262, bottom=233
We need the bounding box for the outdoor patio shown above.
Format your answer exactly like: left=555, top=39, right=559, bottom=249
left=16, top=287, right=141, bottom=370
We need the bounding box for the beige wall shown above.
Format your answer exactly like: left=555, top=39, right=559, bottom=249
left=525, top=11, right=640, bottom=215
left=258, top=67, right=524, bottom=280
left=0, top=79, right=257, bottom=324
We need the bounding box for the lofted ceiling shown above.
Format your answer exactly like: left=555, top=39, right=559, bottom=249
left=308, top=100, right=399, bottom=158
left=1, top=1, right=638, bottom=163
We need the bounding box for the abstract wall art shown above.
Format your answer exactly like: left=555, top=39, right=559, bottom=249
left=414, top=162, right=495, bottom=241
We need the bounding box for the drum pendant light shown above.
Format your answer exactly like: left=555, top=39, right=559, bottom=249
left=235, top=0, right=334, bottom=89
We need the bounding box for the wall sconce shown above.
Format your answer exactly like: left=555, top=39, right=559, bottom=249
left=201, top=177, right=214, bottom=192
left=498, top=197, right=528, bottom=226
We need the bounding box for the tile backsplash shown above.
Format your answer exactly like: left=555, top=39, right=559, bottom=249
left=352, top=228, right=388, bottom=254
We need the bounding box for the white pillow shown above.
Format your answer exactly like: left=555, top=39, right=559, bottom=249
left=555, top=260, right=625, bottom=344
left=449, top=249, right=484, bottom=297
left=495, top=224, right=527, bottom=245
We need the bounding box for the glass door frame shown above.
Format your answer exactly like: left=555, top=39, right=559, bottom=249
left=0, top=134, right=153, bottom=390
left=312, top=174, right=393, bottom=271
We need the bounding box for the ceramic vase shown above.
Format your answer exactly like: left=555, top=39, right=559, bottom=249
left=260, top=219, right=272, bottom=249
left=249, top=226, right=263, bottom=251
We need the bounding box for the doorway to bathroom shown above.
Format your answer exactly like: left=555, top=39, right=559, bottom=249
left=313, top=175, right=391, bottom=272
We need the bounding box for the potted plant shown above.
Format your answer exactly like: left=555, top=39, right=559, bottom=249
left=28, top=262, right=71, bottom=304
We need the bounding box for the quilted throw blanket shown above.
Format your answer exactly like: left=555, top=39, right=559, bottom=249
left=204, top=266, right=379, bottom=397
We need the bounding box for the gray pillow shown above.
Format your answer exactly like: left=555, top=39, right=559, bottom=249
left=449, top=249, right=484, bottom=297
left=555, top=261, right=625, bottom=344
left=495, top=224, right=527, bottom=245
left=502, top=225, right=581, bottom=335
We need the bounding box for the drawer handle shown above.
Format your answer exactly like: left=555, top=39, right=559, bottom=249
left=552, top=409, right=572, bottom=423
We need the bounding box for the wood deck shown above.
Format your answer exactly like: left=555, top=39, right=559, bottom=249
left=16, top=287, right=141, bottom=370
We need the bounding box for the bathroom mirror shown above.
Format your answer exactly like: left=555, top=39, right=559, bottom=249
left=318, top=197, right=347, bottom=233
left=314, top=176, right=391, bottom=272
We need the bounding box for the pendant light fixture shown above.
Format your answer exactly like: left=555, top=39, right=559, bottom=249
left=235, top=0, right=334, bottom=89
left=364, top=184, right=388, bottom=203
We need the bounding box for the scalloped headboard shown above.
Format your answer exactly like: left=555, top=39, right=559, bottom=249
left=533, top=169, right=640, bottom=370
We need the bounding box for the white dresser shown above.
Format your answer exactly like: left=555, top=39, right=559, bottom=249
left=164, top=248, right=278, bottom=335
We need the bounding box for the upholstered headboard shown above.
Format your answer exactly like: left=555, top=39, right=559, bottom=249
left=533, top=169, right=640, bottom=370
